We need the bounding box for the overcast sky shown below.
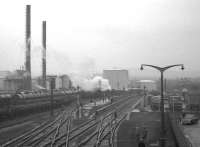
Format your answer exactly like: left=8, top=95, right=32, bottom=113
left=0, top=0, right=200, bottom=78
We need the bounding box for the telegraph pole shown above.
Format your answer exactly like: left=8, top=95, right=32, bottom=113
left=50, top=78, right=55, bottom=116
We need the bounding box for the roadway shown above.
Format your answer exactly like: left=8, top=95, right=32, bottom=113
left=117, top=112, right=161, bottom=147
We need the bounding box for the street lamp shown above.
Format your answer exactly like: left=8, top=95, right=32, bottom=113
left=140, top=64, right=184, bottom=147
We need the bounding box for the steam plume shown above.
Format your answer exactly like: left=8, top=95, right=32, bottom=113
left=70, top=74, right=111, bottom=91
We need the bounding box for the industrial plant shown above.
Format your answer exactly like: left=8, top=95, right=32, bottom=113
left=0, top=2, right=200, bottom=147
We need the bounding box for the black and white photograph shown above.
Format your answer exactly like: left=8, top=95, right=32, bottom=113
left=0, top=0, right=199, bottom=147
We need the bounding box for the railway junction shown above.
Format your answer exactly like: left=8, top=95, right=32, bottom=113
left=1, top=87, right=199, bottom=147
left=0, top=91, right=142, bottom=147
left=0, top=90, right=198, bottom=147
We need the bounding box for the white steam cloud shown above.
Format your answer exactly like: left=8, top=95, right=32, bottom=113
left=70, top=74, right=111, bottom=91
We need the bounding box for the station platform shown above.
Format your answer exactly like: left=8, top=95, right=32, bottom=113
left=117, top=112, right=176, bottom=147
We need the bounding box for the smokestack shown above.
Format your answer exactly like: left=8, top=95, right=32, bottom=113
left=42, top=21, right=46, bottom=88
left=25, top=5, right=31, bottom=89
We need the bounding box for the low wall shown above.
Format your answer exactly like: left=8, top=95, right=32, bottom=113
left=168, top=113, right=192, bottom=147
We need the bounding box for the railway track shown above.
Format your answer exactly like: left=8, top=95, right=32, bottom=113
left=39, top=95, right=133, bottom=146
left=86, top=97, right=138, bottom=147
left=50, top=95, right=139, bottom=147
left=25, top=111, right=70, bottom=147
left=2, top=94, right=140, bottom=147
left=1, top=107, right=72, bottom=147
left=76, top=111, right=128, bottom=147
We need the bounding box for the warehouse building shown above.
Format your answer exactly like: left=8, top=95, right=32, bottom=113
left=55, top=75, right=72, bottom=89
left=45, top=75, right=72, bottom=90
left=103, top=69, right=129, bottom=90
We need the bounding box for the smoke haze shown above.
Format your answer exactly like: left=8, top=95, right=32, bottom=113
left=1, top=1, right=200, bottom=79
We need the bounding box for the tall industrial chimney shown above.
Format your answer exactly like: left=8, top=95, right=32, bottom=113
left=25, top=5, right=31, bottom=90
left=42, top=21, right=46, bottom=88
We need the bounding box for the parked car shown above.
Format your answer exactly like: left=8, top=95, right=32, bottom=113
left=181, top=114, right=199, bottom=125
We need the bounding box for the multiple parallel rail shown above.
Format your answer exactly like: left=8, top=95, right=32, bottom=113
left=55, top=95, right=138, bottom=147
left=2, top=108, right=73, bottom=147
left=2, top=94, right=141, bottom=147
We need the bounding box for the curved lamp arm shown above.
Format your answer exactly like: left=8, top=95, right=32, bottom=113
left=163, top=64, right=184, bottom=71
left=141, top=64, right=184, bottom=72
left=140, top=64, right=162, bottom=71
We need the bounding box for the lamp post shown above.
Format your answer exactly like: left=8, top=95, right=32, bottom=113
left=48, top=76, right=56, bottom=116
left=143, top=86, right=146, bottom=107
left=140, top=64, right=184, bottom=147
left=50, top=78, right=55, bottom=116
